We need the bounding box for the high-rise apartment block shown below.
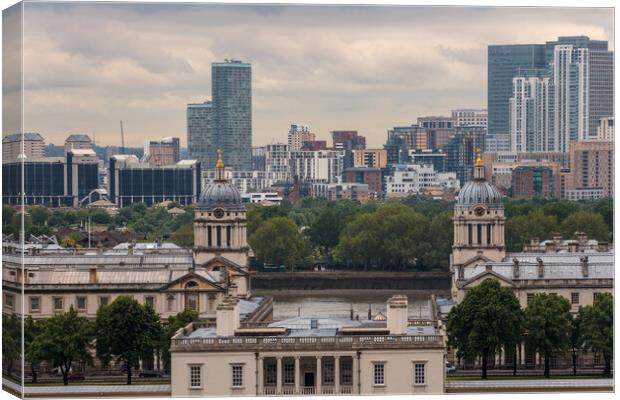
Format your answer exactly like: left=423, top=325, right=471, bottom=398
left=509, top=70, right=552, bottom=152
left=417, top=116, right=454, bottom=129
left=597, top=117, right=614, bottom=140
left=288, top=124, right=315, bottom=151
left=343, top=167, right=383, bottom=194
left=212, top=60, right=252, bottom=170
left=187, top=101, right=214, bottom=169
left=564, top=140, right=613, bottom=199
left=451, top=109, right=488, bottom=128
left=331, top=130, right=366, bottom=150
left=142, top=137, right=180, bottom=166
left=2, top=132, right=46, bottom=162
left=290, top=149, right=344, bottom=184
left=511, top=166, right=557, bottom=199
left=64, top=134, right=93, bottom=155
left=353, top=149, right=387, bottom=168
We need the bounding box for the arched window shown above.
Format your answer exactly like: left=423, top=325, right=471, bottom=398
left=185, top=281, right=199, bottom=289
left=184, top=281, right=199, bottom=311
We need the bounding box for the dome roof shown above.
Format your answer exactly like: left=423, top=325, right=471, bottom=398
left=457, top=180, right=502, bottom=207
left=198, top=181, right=241, bottom=208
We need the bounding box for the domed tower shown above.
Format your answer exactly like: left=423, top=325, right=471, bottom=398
left=194, top=149, right=249, bottom=268
left=452, top=149, right=505, bottom=268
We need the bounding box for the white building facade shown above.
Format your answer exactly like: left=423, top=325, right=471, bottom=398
left=385, top=164, right=459, bottom=195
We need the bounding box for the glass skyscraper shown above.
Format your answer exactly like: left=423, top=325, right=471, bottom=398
left=187, top=101, right=214, bottom=169
left=487, top=44, right=546, bottom=140
left=212, top=60, right=252, bottom=171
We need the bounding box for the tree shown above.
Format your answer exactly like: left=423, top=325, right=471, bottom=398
left=560, top=211, right=609, bottom=242
left=161, top=309, right=199, bottom=371
left=524, top=293, right=572, bottom=378
left=249, top=217, right=307, bottom=269
left=569, top=314, right=583, bottom=376
left=25, top=316, right=44, bottom=383
left=170, top=223, right=194, bottom=248
left=579, top=293, right=613, bottom=376
left=96, top=296, right=163, bottom=384
left=505, top=209, right=557, bottom=251
left=31, top=307, right=94, bottom=385
left=425, top=211, right=453, bottom=270
left=446, top=279, right=523, bottom=379
left=29, top=205, right=49, bottom=226
left=307, top=203, right=357, bottom=260
left=2, top=314, right=21, bottom=378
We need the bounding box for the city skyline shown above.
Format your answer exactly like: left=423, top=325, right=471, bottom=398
left=3, top=3, right=613, bottom=148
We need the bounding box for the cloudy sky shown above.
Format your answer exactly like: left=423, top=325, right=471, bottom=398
left=3, top=2, right=614, bottom=148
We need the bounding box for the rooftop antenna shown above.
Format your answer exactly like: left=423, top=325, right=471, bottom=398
left=120, top=120, right=125, bottom=155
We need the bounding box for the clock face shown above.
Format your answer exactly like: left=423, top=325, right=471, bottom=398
left=214, top=208, right=225, bottom=219
left=474, top=206, right=485, bottom=217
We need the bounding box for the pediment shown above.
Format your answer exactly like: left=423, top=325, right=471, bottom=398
left=459, top=270, right=517, bottom=289
left=201, top=255, right=249, bottom=276
left=163, top=271, right=226, bottom=291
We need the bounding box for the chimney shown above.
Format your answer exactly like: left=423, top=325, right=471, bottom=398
left=553, top=235, right=562, bottom=244
left=128, top=242, right=134, bottom=255
left=598, top=242, right=609, bottom=252
left=580, top=256, right=589, bottom=278
left=568, top=242, right=578, bottom=253
left=512, top=258, right=520, bottom=279
left=545, top=242, right=556, bottom=253
left=387, top=295, right=408, bottom=335
left=536, top=258, right=544, bottom=278
left=530, top=237, right=540, bottom=246
left=89, top=267, right=97, bottom=284
left=575, top=231, right=587, bottom=245
left=28, top=247, right=35, bottom=256
left=229, top=283, right=238, bottom=298
left=216, top=296, right=240, bottom=337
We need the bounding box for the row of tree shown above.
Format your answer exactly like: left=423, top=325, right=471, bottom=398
left=2, top=296, right=199, bottom=385
left=447, top=279, right=613, bottom=378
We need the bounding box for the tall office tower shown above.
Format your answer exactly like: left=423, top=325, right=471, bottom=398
left=212, top=60, right=252, bottom=171
left=445, top=127, right=486, bottom=185
left=552, top=45, right=589, bottom=151
left=417, top=116, right=454, bottom=129
left=509, top=70, right=552, bottom=152
left=2, top=132, right=45, bottom=162
left=487, top=44, right=546, bottom=146
left=64, top=134, right=93, bottom=155
left=287, top=123, right=315, bottom=151
left=187, top=101, right=214, bottom=169
left=142, top=137, right=180, bottom=166
left=546, top=36, right=613, bottom=143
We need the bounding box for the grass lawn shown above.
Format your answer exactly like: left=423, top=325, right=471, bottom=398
left=447, top=374, right=610, bottom=381
left=24, top=380, right=170, bottom=387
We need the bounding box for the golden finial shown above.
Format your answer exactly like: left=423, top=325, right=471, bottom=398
left=216, top=147, right=224, bottom=169
left=475, top=147, right=483, bottom=167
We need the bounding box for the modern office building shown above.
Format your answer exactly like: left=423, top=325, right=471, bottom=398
left=288, top=124, right=315, bottom=151
left=426, top=128, right=456, bottom=150
left=2, top=132, right=46, bottom=162
left=596, top=117, right=614, bottom=140
left=509, top=70, right=552, bottom=152
left=203, top=169, right=288, bottom=195
left=251, top=146, right=267, bottom=171
left=487, top=44, right=546, bottom=138
left=510, top=166, right=556, bottom=199
left=409, top=149, right=447, bottom=172
left=444, top=127, right=486, bottom=185
left=451, top=109, right=488, bottom=128
left=387, top=125, right=428, bottom=152
left=563, top=140, right=613, bottom=199
left=170, top=295, right=445, bottom=396
left=142, top=137, right=180, bottom=166
left=331, top=131, right=366, bottom=150
left=385, top=164, right=459, bottom=196
left=64, top=134, right=93, bottom=155
left=212, top=60, right=252, bottom=171
left=343, top=167, right=382, bottom=194
left=417, top=116, right=454, bottom=129
left=353, top=149, right=387, bottom=168
left=2, top=149, right=99, bottom=207
left=187, top=101, right=214, bottom=169
left=265, top=143, right=292, bottom=179
left=108, top=155, right=201, bottom=207
left=290, top=150, right=344, bottom=185
left=300, top=140, right=327, bottom=151
left=326, top=183, right=370, bottom=203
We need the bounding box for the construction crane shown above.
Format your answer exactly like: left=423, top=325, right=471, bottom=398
left=120, top=120, right=125, bottom=155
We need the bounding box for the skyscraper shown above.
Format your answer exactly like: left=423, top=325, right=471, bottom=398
left=487, top=44, right=546, bottom=141
left=212, top=60, right=252, bottom=170
left=187, top=101, right=214, bottom=168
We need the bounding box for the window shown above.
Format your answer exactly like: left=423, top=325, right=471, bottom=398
left=53, top=297, right=64, bottom=311
left=145, top=296, right=155, bottom=309
left=167, top=295, right=176, bottom=312
left=186, top=294, right=198, bottom=311
left=76, top=296, right=87, bottom=311
left=414, top=363, right=426, bottom=385
left=341, top=362, right=353, bottom=385
left=189, top=365, right=202, bottom=388
left=323, top=362, right=334, bottom=385
left=265, top=363, right=276, bottom=385
left=571, top=292, right=580, bottom=305
left=231, top=365, right=243, bottom=388
left=99, top=296, right=110, bottom=307
left=283, top=362, right=294, bottom=385
left=526, top=293, right=535, bottom=305
left=373, top=363, right=385, bottom=386
left=4, top=293, right=15, bottom=309
left=30, top=297, right=40, bottom=312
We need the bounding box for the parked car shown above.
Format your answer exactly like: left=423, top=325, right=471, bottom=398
left=139, top=370, right=164, bottom=378
left=68, top=373, right=85, bottom=381
left=446, top=361, right=456, bottom=373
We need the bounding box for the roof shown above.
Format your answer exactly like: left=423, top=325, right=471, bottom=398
left=167, top=207, right=186, bottom=214
left=3, top=132, right=44, bottom=143
left=68, top=149, right=96, bottom=156
left=65, top=134, right=92, bottom=142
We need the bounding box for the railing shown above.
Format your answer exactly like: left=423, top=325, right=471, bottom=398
left=172, top=334, right=443, bottom=351
left=261, top=386, right=354, bottom=396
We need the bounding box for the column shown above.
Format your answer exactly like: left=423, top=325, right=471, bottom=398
left=352, top=354, right=359, bottom=394
left=257, top=357, right=264, bottom=395
left=316, top=356, right=322, bottom=394
left=276, top=356, right=282, bottom=395
left=294, top=356, right=300, bottom=394
left=334, top=356, right=340, bottom=394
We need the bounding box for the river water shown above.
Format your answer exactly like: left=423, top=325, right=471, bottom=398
left=255, top=290, right=434, bottom=320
